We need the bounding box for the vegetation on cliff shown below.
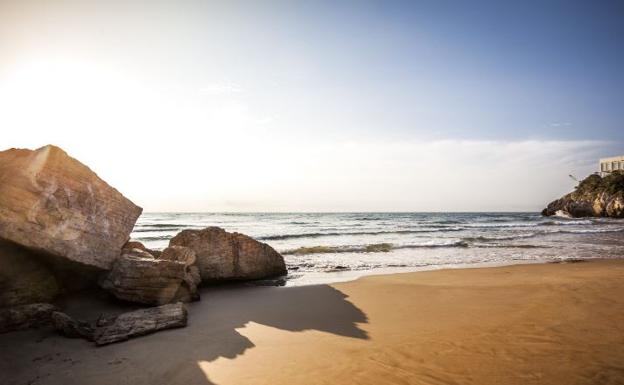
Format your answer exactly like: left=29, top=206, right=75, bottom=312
left=542, top=170, right=624, bottom=218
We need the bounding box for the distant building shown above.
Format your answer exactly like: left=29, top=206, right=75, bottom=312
left=600, top=155, right=624, bottom=177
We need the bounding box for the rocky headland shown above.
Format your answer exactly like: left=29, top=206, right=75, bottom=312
left=542, top=171, right=624, bottom=218
left=0, top=145, right=287, bottom=344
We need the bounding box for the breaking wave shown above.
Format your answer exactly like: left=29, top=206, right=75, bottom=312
left=282, top=241, right=472, bottom=255
left=259, top=228, right=463, bottom=241
left=280, top=240, right=551, bottom=255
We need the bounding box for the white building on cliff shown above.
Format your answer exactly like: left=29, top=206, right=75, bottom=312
left=600, top=155, right=624, bottom=176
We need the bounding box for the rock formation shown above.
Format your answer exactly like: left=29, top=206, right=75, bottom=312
left=93, top=302, right=187, bottom=346
left=0, top=303, right=59, bottom=333
left=99, top=248, right=198, bottom=305
left=0, top=145, right=142, bottom=270
left=0, top=144, right=291, bottom=345
left=122, top=240, right=161, bottom=257
left=159, top=245, right=201, bottom=300
left=542, top=171, right=624, bottom=218
left=51, top=311, right=95, bottom=340
left=160, top=245, right=197, bottom=266
left=169, top=227, right=287, bottom=282
left=0, top=240, right=59, bottom=307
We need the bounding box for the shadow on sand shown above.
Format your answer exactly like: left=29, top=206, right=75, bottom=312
left=1, top=283, right=368, bottom=385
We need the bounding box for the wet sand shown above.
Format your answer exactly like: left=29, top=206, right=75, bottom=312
left=2, top=259, right=624, bottom=385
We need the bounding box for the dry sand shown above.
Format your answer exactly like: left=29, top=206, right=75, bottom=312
left=2, top=259, right=624, bottom=385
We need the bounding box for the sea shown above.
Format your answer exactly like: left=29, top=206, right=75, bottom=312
left=132, top=212, right=624, bottom=285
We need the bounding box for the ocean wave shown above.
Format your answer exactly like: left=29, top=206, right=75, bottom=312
left=282, top=241, right=469, bottom=255
left=133, top=227, right=185, bottom=233
left=132, top=235, right=172, bottom=241
left=422, top=220, right=463, bottom=225
left=464, top=223, right=538, bottom=228
left=542, top=219, right=594, bottom=226
left=462, top=233, right=540, bottom=242
left=283, top=243, right=394, bottom=255
left=281, top=239, right=553, bottom=255
left=135, top=223, right=189, bottom=228
left=471, top=244, right=545, bottom=249
left=548, top=228, right=624, bottom=234
left=259, top=228, right=464, bottom=241
left=553, top=210, right=573, bottom=219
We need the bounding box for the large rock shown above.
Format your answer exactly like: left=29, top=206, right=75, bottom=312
left=0, top=303, right=58, bottom=333
left=0, top=240, right=59, bottom=308
left=122, top=240, right=161, bottom=258
left=542, top=171, right=624, bottom=218
left=0, top=145, right=143, bottom=270
left=160, top=245, right=196, bottom=266
left=159, top=245, right=201, bottom=300
left=169, top=227, right=287, bottom=282
left=99, top=249, right=198, bottom=305
left=51, top=311, right=94, bottom=340
left=93, top=302, right=187, bottom=346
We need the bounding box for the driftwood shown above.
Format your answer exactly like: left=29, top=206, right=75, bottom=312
left=93, top=302, right=187, bottom=346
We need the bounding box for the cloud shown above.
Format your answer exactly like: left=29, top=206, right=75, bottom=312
left=1, top=59, right=617, bottom=212
left=116, top=138, right=614, bottom=212
left=253, top=139, right=608, bottom=212
left=198, top=82, right=243, bottom=96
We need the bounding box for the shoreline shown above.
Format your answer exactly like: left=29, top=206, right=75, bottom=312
left=283, top=256, right=600, bottom=286
left=3, top=258, right=624, bottom=385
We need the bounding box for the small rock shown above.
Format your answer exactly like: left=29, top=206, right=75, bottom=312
left=51, top=311, right=94, bottom=341
left=99, top=250, right=194, bottom=305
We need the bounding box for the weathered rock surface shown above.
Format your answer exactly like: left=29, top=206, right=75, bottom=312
left=99, top=249, right=197, bottom=305
left=169, top=227, right=287, bottom=282
left=0, top=240, right=59, bottom=307
left=542, top=171, right=624, bottom=218
left=122, top=240, right=161, bottom=258
left=93, top=302, right=187, bottom=346
left=160, top=245, right=197, bottom=266
left=122, top=240, right=150, bottom=253
left=51, top=311, right=94, bottom=340
left=159, top=245, right=201, bottom=300
left=0, top=303, right=58, bottom=333
left=0, top=145, right=143, bottom=270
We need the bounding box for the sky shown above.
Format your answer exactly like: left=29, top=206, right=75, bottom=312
left=1, top=0, right=623, bottom=212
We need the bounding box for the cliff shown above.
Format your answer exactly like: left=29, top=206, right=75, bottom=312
left=542, top=171, right=624, bottom=218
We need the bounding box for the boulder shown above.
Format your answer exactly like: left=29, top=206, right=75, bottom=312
left=93, top=302, right=187, bottom=346
left=0, top=145, right=143, bottom=270
left=0, top=303, right=58, bottom=333
left=159, top=246, right=201, bottom=300
left=543, top=171, right=624, bottom=218
left=187, top=265, right=202, bottom=288
left=51, top=311, right=94, bottom=340
left=0, top=240, right=59, bottom=307
left=169, top=227, right=287, bottom=282
left=122, top=240, right=161, bottom=258
left=99, top=249, right=197, bottom=305
left=160, top=245, right=196, bottom=266
left=122, top=240, right=150, bottom=253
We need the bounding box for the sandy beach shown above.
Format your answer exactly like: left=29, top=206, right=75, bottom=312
left=2, top=259, right=624, bottom=385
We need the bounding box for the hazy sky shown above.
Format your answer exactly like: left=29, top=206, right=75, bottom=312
left=1, top=0, right=623, bottom=211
